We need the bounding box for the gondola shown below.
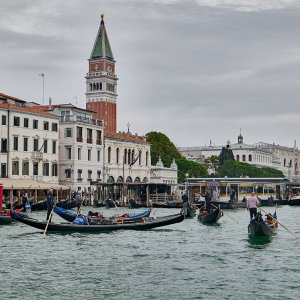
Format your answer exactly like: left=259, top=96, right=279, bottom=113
left=0, top=214, right=13, bottom=225
left=152, top=201, right=182, bottom=209
left=105, top=199, right=117, bottom=208
left=11, top=210, right=184, bottom=233
left=197, top=206, right=222, bottom=224
left=53, top=206, right=151, bottom=223
left=56, top=199, right=77, bottom=209
left=248, top=212, right=277, bottom=237
left=128, top=198, right=147, bottom=209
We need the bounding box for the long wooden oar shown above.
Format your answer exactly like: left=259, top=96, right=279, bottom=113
left=43, top=207, right=54, bottom=235
left=211, top=203, right=239, bottom=224
left=260, top=207, right=298, bottom=239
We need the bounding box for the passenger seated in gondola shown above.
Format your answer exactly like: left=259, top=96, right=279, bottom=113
left=88, top=211, right=103, bottom=218
left=199, top=206, right=208, bottom=217
left=265, top=213, right=278, bottom=229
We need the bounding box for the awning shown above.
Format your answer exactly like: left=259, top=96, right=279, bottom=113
left=0, top=179, right=69, bottom=190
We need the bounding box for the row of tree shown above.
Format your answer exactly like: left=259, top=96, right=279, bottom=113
left=146, top=131, right=284, bottom=183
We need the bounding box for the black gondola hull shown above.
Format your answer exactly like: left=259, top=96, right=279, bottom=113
left=11, top=211, right=184, bottom=233
left=248, top=220, right=276, bottom=237
left=198, top=207, right=222, bottom=224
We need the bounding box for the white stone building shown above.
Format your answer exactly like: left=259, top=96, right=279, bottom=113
left=0, top=100, right=60, bottom=190
left=150, top=157, right=178, bottom=185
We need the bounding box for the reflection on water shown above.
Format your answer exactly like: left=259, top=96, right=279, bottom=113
left=247, top=235, right=272, bottom=249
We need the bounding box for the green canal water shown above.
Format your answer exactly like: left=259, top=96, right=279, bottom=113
left=1, top=205, right=300, bottom=300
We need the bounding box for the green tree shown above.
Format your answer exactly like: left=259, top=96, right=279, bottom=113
left=145, top=131, right=182, bottom=167
left=219, top=145, right=235, bottom=165
left=204, top=155, right=220, bottom=176
left=145, top=131, right=208, bottom=183
left=176, top=158, right=208, bottom=183
left=218, top=160, right=284, bottom=178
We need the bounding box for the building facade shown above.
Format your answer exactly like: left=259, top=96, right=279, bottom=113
left=0, top=102, right=59, bottom=187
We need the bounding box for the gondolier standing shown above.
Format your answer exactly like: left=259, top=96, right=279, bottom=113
left=75, top=192, right=83, bottom=214
left=204, top=191, right=211, bottom=213
left=247, top=192, right=260, bottom=220
left=46, top=189, right=54, bottom=221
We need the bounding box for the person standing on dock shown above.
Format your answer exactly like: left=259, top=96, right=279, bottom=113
left=247, top=192, right=260, bottom=219
left=46, top=190, right=54, bottom=221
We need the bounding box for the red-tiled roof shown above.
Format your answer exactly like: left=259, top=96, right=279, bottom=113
left=0, top=103, right=58, bottom=118
left=105, top=131, right=149, bottom=144
left=0, top=93, right=26, bottom=103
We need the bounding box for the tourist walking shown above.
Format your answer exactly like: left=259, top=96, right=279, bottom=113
left=46, top=190, right=55, bottom=221
left=247, top=192, right=260, bottom=219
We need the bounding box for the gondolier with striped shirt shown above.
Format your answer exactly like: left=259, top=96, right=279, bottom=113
left=247, top=192, right=260, bottom=220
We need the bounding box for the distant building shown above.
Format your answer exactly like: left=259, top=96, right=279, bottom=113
left=179, top=131, right=300, bottom=182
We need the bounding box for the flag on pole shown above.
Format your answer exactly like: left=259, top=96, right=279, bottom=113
left=130, top=154, right=139, bottom=168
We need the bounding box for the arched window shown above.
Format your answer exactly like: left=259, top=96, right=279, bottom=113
left=249, top=154, right=252, bottom=162
left=138, top=150, right=142, bottom=165
left=284, top=159, right=286, bottom=167
left=116, top=148, right=119, bottom=164
left=128, top=149, right=131, bottom=165
left=96, top=83, right=99, bottom=90
left=93, top=83, right=96, bottom=91
left=117, top=176, right=123, bottom=182
left=126, top=176, right=132, bottom=183
left=132, top=150, right=135, bottom=163
left=236, top=155, right=240, bottom=161
left=143, top=177, right=148, bottom=183
left=108, top=147, right=111, bottom=163
left=146, top=151, right=149, bottom=166
left=134, top=177, right=141, bottom=183
left=242, top=155, right=246, bottom=162
left=124, top=149, right=127, bottom=164
left=89, top=83, right=92, bottom=91
left=107, top=176, right=114, bottom=183
left=100, top=82, right=102, bottom=90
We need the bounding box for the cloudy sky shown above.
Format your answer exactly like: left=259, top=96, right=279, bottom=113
left=1, top=0, right=300, bottom=148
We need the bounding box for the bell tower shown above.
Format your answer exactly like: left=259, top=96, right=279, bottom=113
left=86, top=15, right=118, bottom=133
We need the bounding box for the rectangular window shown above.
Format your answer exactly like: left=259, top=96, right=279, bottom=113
left=65, top=128, right=72, bottom=138
left=33, top=119, right=38, bottom=129
left=97, top=150, right=101, bottom=162
left=76, top=127, right=83, bottom=142
left=2, top=115, right=6, bottom=125
left=43, top=163, right=49, bottom=176
left=33, top=139, right=39, bottom=151
left=96, top=130, right=102, bottom=144
left=87, top=128, right=93, bottom=143
left=77, top=169, right=82, bottom=180
left=22, top=161, right=29, bottom=175
left=33, top=162, right=39, bottom=175
left=65, top=169, right=71, bottom=178
left=66, top=147, right=72, bottom=159
left=52, top=141, right=56, bottom=154
left=1, top=163, right=7, bottom=178
left=23, top=138, right=28, bottom=151
left=78, top=148, right=81, bottom=160
left=52, top=163, right=58, bottom=176
left=12, top=161, right=19, bottom=175
left=43, top=121, right=49, bottom=131
left=13, top=136, right=18, bottom=151
left=1, top=139, right=7, bottom=153
left=44, top=140, right=48, bottom=153
left=24, top=118, right=29, bottom=128
left=88, top=149, right=91, bottom=161
left=88, top=170, right=92, bottom=180
left=52, top=123, right=58, bottom=132
left=13, top=116, right=20, bottom=126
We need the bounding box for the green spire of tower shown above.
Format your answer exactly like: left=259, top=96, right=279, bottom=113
left=90, top=15, right=114, bottom=60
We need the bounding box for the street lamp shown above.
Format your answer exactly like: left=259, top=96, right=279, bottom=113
left=185, top=172, right=189, bottom=199
left=39, top=73, right=45, bottom=104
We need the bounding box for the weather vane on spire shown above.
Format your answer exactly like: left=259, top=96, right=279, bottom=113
left=101, top=14, right=104, bottom=21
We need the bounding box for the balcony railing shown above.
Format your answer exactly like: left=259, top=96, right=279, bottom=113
left=60, top=115, right=103, bottom=127
left=87, top=138, right=93, bottom=144
left=32, top=151, right=43, bottom=160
